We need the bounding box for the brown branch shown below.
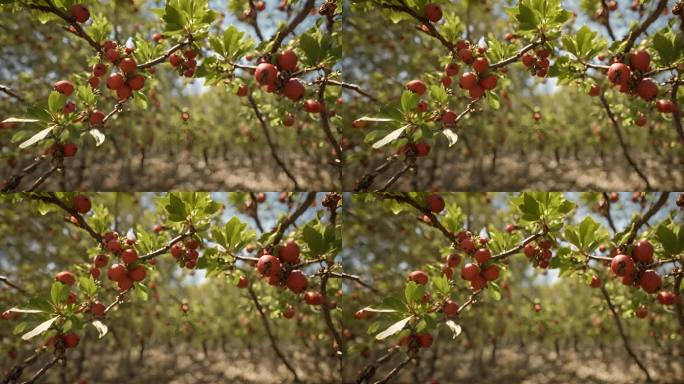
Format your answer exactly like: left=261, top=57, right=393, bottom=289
left=320, top=266, right=346, bottom=381
left=322, top=79, right=380, bottom=102
left=247, top=0, right=265, bottom=41
left=138, top=229, right=197, bottom=262
left=247, top=285, right=300, bottom=382
left=317, top=73, right=344, bottom=189
left=247, top=93, right=301, bottom=190
left=0, top=276, right=29, bottom=296
left=490, top=38, right=545, bottom=69
left=23, top=192, right=103, bottom=244
left=622, top=192, right=670, bottom=245
left=356, top=347, right=400, bottom=384
left=381, top=192, right=457, bottom=244
left=601, top=192, right=618, bottom=233
left=375, top=0, right=453, bottom=52
left=373, top=354, right=412, bottom=384
left=376, top=164, right=412, bottom=192
left=248, top=193, right=265, bottom=233
left=621, top=0, right=668, bottom=54
left=671, top=74, right=684, bottom=143
left=2, top=347, right=47, bottom=384
left=19, top=356, right=60, bottom=384
left=2, top=156, right=48, bottom=192
left=137, top=40, right=192, bottom=70
left=268, top=0, right=315, bottom=55
left=0, top=84, right=27, bottom=103
left=600, top=285, right=653, bottom=382
left=354, top=155, right=400, bottom=192
left=490, top=230, right=548, bottom=261
left=328, top=272, right=379, bottom=293
left=599, top=0, right=617, bottom=41
left=265, top=192, right=316, bottom=249
left=599, top=93, right=652, bottom=189
left=674, top=272, right=684, bottom=335
left=27, top=166, right=60, bottom=192
left=26, top=0, right=101, bottom=52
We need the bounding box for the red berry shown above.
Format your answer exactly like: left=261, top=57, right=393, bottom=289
left=286, top=269, right=308, bottom=294
left=459, top=238, right=474, bottom=253
left=280, top=240, right=301, bottom=263
left=88, top=76, right=100, bottom=88
left=607, top=63, right=631, bottom=85
left=90, top=267, right=100, bottom=279
left=656, top=291, right=676, bottom=306
left=417, top=332, right=433, bottom=348
left=254, top=63, right=278, bottom=86
left=70, top=4, right=90, bottom=23
left=588, top=84, right=600, bottom=97
left=276, top=49, right=298, bottom=72
left=472, top=57, right=489, bottom=73
left=128, top=265, right=146, bottom=282
left=93, top=254, right=108, bottom=268
left=632, top=240, right=654, bottom=263
left=630, top=49, right=650, bottom=72
left=117, top=277, right=133, bottom=291
left=636, top=305, right=648, bottom=319
left=90, top=110, right=105, bottom=125
left=106, top=48, right=119, bottom=62
left=73, top=194, right=91, bottom=214
left=107, top=73, right=125, bottom=90
left=424, top=3, right=442, bottom=23
left=283, top=113, right=295, bottom=126
left=443, top=300, right=459, bottom=316
left=405, top=80, right=427, bottom=96
left=63, top=332, right=80, bottom=348
left=127, top=75, right=145, bottom=91
left=169, top=53, right=182, bottom=67
left=639, top=270, right=661, bottom=293
left=119, top=57, right=137, bottom=74
left=482, top=264, right=499, bottom=281
left=408, top=270, right=428, bottom=285
left=444, top=63, right=459, bottom=76
left=458, top=48, right=472, bottom=62
left=90, top=301, right=106, bottom=316
left=521, top=53, right=536, bottom=67
left=257, top=255, right=281, bottom=278
left=610, top=254, right=635, bottom=277
left=523, top=244, right=535, bottom=257
left=479, top=75, right=497, bottom=90
left=55, top=271, right=76, bottom=286
left=459, top=72, right=478, bottom=90
left=237, top=275, right=248, bottom=288
left=53, top=80, right=74, bottom=96
left=426, top=194, right=445, bottom=213
left=283, top=305, right=295, bottom=319
left=62, top=143, right=77, bottom=157
left=92, top=63, right=107, bottom=77
left=655, top=99, right=676, bottom=113
left=304, top=291, right=323, bottom=305
left=236, top=84, right=248, bottom=97
left=461, top=263, right=480, bottom=281
left=283, top=78, right=305, bottom=101
left=108, top=264, right=127, bottom=281
left=303, top=99, right=322, bottom=113
left=474, top=248, right=491, bottom=264
left=636, top=78, right=658, bottom=101
left=116, top=85, right=132, bottom=100
left=63, top=101, right=76, bottom=114
left=590, top=275, right=601, bottom=288
left=415, top=142, right=430, bottom=156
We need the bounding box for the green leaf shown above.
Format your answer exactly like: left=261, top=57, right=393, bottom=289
left=50, top=282, right=70, bottom=304
left=375, top=315, right=412, bottom=340
left=400, top=91, right=419, bottom=113
left=79, top=276, right=97, bottom=296
left=404, top=281, right=424, bottom=304
left=372, top=125, right=407, bottom=149
left=166, top=194, right=188, bottom=222
left=48, top=91, right=66, bottom=113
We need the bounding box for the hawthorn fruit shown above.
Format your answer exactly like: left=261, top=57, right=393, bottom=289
left=53, top=80, right=74, bottom=96
left=474, top=248, right=491, bottom=264
left=588, top=84, right=600, bottom=96
left=117, top=277, right=133, bottom=291
left=417, top=332, right=433, bottom=348
left=128, top=265, right=146, bottom=282
left=283, top=78, right=305, bottom=101
left=121, top=248, right=138, bottom=264
left=107, top=264, right=127, bottom=281
left=480, top=75, right=497, bottom=90
left=636, top=78, right=658, bottom=101
left=257, top=255, right=281, bottom=278
left=459, top=72, right=478, bottom=89
left=632, top=240, right=654, bottom=263
left=607, top=63, right=631, bottom=85
left=405, top=80, right=427, bottom=96
left=443, top=300, right=459, bottom=316
left=255, top=63, right=278, bottom=86
left=237, top=275, right=248, bottom=288
left=277, top=49, right=298, bottom=72
left=286, top=269, right=308, bottom=293
left=303, top=99, right=322, bottom=113
left=426, top=194, right=445, bottom=213
left=63, top=332, right=80, bottom=348
left=630, top=49, right=650, bottom=72
left=610, top=254, right=635, bottom=277
left=444, top=63, right=459, bottom=76
left=639, top=270, right=661, bottom=293
left=280, top=240, right=301, bottom=263
left=446, top=253, right=461, bottom=267
left=461, top=263, right=480, bottom=281
left=472, top=57, right=489, bottom=73
left=590, top=275, right=601, bottom=288
left=424, top=3, right=442, bottom=23
left=459, top=238, right=474, bottom=253
left=283, top=305, right=295, bottom=319
left=70, top=4, right=90, bottom=23
left=482, top=265, right=499, bottom=281
left=62, top=143, right=77, bottom=157
left=55, top=271, right=75, bottom=286
left=107, top=73, right=125, bottom=90
left=636, top=305, right=648, bottom=319
left=91, top=301, right=106, bottom=316
left=128, top=75, right=145, bottom=91
left=119, top=57, right=137, bottom=74
left=655, top=99, right=675, bottom=113
left=73, top=194, right=91, bottom=214
left=408, top=270, right=428, bottom=285
left=304, top=291, right=323, bottom=305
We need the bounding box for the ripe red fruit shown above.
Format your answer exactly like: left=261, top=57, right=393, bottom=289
left=459, top=238, right=474, bottom=253
left=607, top=63, right=631, bottom=85
left=639, top=270, right=661, bottom=293
left=55, top=271, right=75, bottom=286
left=418, top=332, right=433, bottom=348
left=590, top=275, right=601, bottom=288
left=283, top=305, right=295, bottom=319
left=120, top=249, right=138, bottom=265
left=472, top=57, right=489, bottom=73
left=169, top=53, right=182, bottom=67
left=304, top=291, right=323, bottom=305
left=128, top=265, right=146, bottom=282
left=415, top=142, right=430, bottom=156
left=459, top=72, right=478, bottom=90
left=446, top=253, right=461, bottom=267
left=67, top=293, right=76, bottom=306
left=53, top=80, right=74, bottom=96
left=63, top=101, right=76, bottom=114
left=443, top=300, right=459, bottom=316
left=255, top=63, right=278, bottom=86
left=88, top=76, right=100, bottom=88
left=283, top=78, right=305, bottom=101
left=170, top=243, right=184, bottom=259
left=91, top=301, right=106, bottom=316
left=655, top=99, right=675, bottom=113
left=588, top=84, right=600, bottom=96
left=480, top=75, right=497, bottom=90
left=93, top=254, right=108, bottom=268
left=108, top=264, right=127, bottom=281
left=482, top=265, right=499, bottom=281
left=405, top=80, right=427, bottom=96
left=426, top=194, right=445, bottom=213
left=257, top=255, right=281, bottom=278
left=441, top=76, right=452, bottom=88
left=533, top=303, right=542, bottom=312
left=90, top=110, right=105, bottom=125
left=632, top=240, right=654, bottom=263
left=237, top=275, right=248, bottom=288
left=106, top=48, right=119, bottom=62
left=610, top=254, right=635, bottom=277
left=458, top=48, right=472, bottom=62
left=471, top=275, right=486, bottom=290
left=62, top=143, right=77, bottom=157
left=636, top=78, right=658, bottom=101
left=90, top=267, right=100, bottom=279
left=280, top=240, right=301, bottom=263
left=461, top=263, right=480, bottom=281
left=107, top=73, right=125, bottom=90
left=474, top=248, right=491, bottom=264
left=635, top=113, right=647, bottom=127
left=127, top=75, right=145, bottom=91
left=73, top=194, right=91, bottom=214
left=286, top=270, right=308, bottom=293
left=444, top=63, right=459, bottom=76
left=119, top=57, right=137, bottom=73
left=303, top=99, right=322, bottom=113
left=523, top=244, right=535, bottom=257
left=116, top=85, right=132, bottom=100
left=656, top=291, right=676, bottom=306
left=424, top=3, right=442, bottom=22
left=441, top=109, right=456, bottom=123
left=70, top=4, right=89, bottom=23
left=408, top=270, right=428, bottom=285
left=63, top=332, right=80, bottom=348
left=521, top=53, right=536, bottom=67
left=92, top=63, right=107, bottom=77
left=468, top=85, right=484, bottom=99
left=636, top=305, right=648, bottom=319
left=276, top=49, right=298, bottom=71
left=117, top=277, right=133, bottom=291
left=630, top=49, right=650, bottom=72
